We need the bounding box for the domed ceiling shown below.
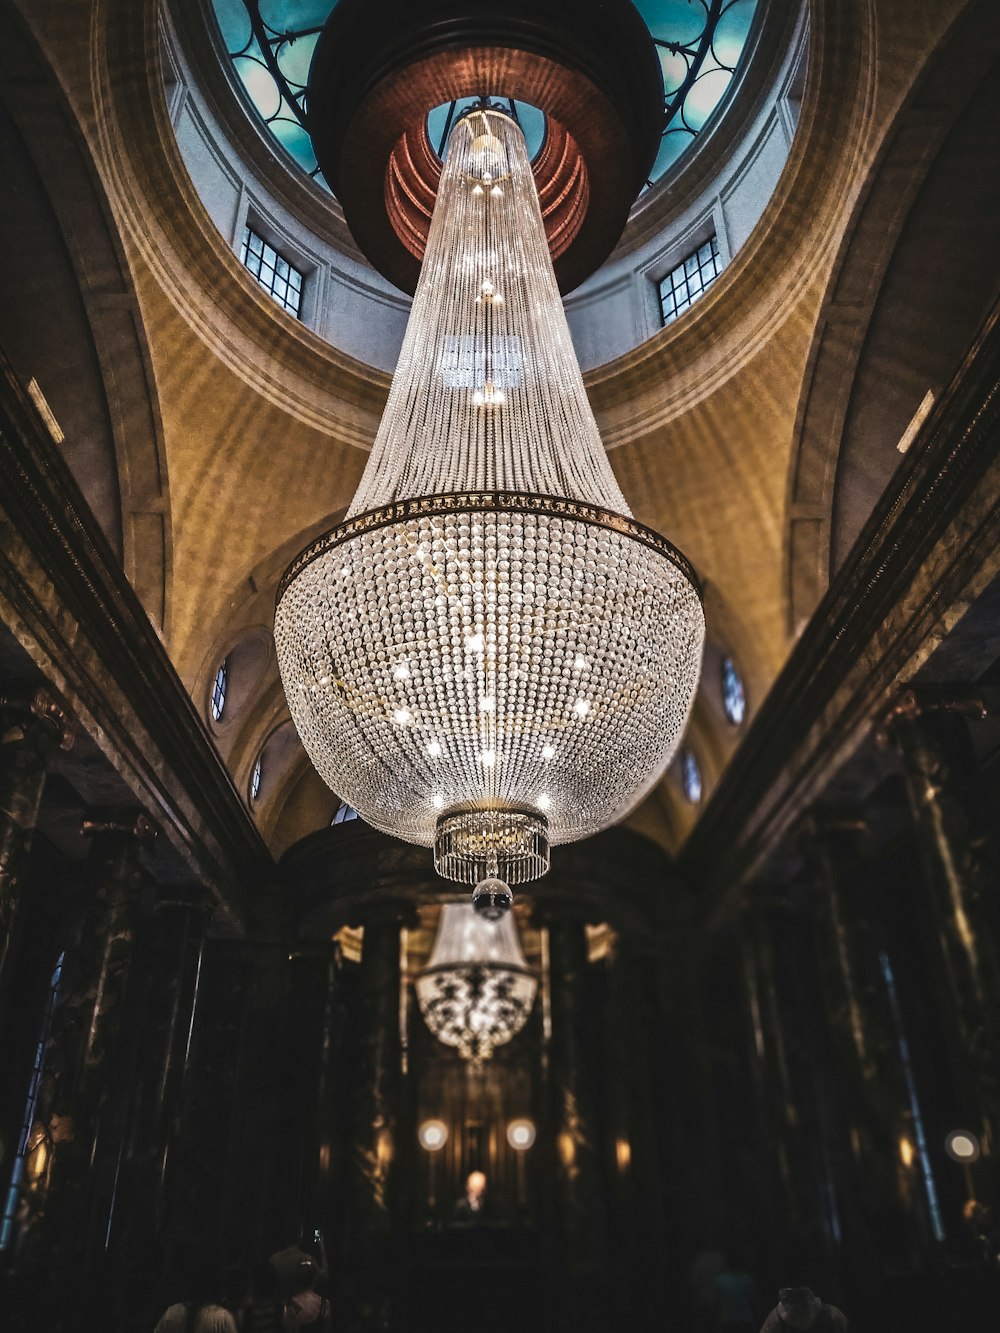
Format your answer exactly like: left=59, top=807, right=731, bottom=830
left=210, top=0, right=760, bottom=195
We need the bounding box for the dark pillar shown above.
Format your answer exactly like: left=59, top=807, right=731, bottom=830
left=0, top=690, right=73, bottom=977
left=602, top=932, right=665, bottom=1327
left=108, top=887, right=213, bottom=1325
left=803, top=814, right=915, bottom=1283
left=287, top=941, right=341, bottom=1241
left=344, top=908, right=408, bottom=1332
left=28, top=812, right=154, bottom=1324
left=740, top=893, right=845, bottom=1290
left=544, top=914, right=607, bottom=1333
left=883, top=689, right=1000, bottom=1153
left=0, top=691, right=72, bottom=1276
left=217, top=881, right=296, bottom=1279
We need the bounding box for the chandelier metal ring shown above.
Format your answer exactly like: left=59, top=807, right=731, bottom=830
left=276, top=492, right=703, bottom=604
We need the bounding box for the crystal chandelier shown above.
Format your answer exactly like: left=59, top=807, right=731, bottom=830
left=415, top=903, right=537, bottom=1063
left=275, top=106, right=704, bottom=910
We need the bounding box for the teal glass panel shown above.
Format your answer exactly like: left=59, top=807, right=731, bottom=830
left=427, top=99, right=546, bottom=162
left=209, top=0, right=760, bottom=197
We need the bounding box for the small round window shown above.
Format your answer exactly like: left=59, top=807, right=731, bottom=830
left=681, top=750, right=702, bottom=804
left=721, top=656, right=746, bottom=726
left=210, top=661, right=228, bottom=722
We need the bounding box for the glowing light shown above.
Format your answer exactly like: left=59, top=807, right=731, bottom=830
left=945, top=1130, right=981, bottom=1162
left=507, top=1118, right=536, bottom=1151
left=419, top=1119, right=448, bottom=1151
left=393, top=707, right=414, bottom=726
left=426, top=740, right=443, bottom=757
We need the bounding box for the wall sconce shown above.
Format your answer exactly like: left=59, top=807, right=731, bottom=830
left=507, top=1118, right=536, bottom=1151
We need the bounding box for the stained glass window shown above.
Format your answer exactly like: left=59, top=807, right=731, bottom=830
left=209, top=0, right=760, bottom=196
left=241, top=227, right=304, bottom=317
left=658, top=234, right=722, bottom=325
left=681, top=749, right=703, bottom=804
left=721, top=655, right=746, bottom=725
left=250, top=753, right=263, bottom=801
left=211, top=660, right=228, bottom=722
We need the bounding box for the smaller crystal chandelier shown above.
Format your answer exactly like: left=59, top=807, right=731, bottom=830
left=416, top=903, right=537, bottom=1063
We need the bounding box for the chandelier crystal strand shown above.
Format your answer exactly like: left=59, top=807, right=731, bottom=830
left=275, top=108, right=705, bottom=908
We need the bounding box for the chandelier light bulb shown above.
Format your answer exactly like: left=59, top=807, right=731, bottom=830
left=274, top=108, right=704, bottom=905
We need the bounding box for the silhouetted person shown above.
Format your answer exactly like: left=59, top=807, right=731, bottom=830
left=760, top=1287, right=847, bottom=1332
left=713, top=1256, right=758, bottom=1332
left=453, top=1169, right=490, bottom=1222
left=240, top=1258, right=297, bottom=1333
left=268, top=1227, right=329, bottom=1327
left=154, top=1248, right=239, bottom=1333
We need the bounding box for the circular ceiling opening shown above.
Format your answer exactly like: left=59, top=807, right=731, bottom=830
left=426, top=97, right=547, bottom=162
left=209, top=0, right=761, bottom=197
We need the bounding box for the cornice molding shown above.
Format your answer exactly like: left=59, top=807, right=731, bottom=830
left=678, top=297, right=1000, bottom=913
left=0, top=351, right=273, bottom=925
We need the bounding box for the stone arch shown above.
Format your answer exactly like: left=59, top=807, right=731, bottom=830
left=0, top=5, right=172, bottom=632
left=784, top=0, right=1000, bottom=634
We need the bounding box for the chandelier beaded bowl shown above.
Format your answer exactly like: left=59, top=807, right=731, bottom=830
left=275, top=105, right=704, bottom=912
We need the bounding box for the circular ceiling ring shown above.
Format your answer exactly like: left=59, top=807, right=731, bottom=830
left=306, top=0, right=664, bottom=294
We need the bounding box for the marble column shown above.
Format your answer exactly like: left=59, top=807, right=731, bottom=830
left=216, top=881, right=296, bottom=1275
left=345, top=907, right=410, bottom=1332
left=287, top=941, right=340, bottom=1240
left=803, top=814, right=913, bottom=1278
left=741, top=896, right=846, bottom=1286
left=544, top=914, right=607, bottom=1333
left=883, top=689, right=1000, bottom=1145
left=26, top=812, right=155, bottom=1321
left=107, top=887, right=213, bottom=1320
left=603, top=935, right=664, bottom=1327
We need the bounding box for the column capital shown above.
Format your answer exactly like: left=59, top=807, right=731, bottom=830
left=80, top=811, right=158, bottom=841
left=798, top=809, right=868, bottom=842
left=0, top=687, right=74, bottom=751
left=876, top=685, right=988, bottom=745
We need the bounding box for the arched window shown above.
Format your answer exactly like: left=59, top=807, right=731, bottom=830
left=681, top=749, right=702, bottom=805
left=210, top=660, right=228, bottom=722
left=721, top=655, right=746, bottom=726
left=250, top=753, right=263, bottom=803
left=332, top=800, right=359, bottom=825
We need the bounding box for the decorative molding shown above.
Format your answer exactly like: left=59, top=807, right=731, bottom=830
left=679, top=296, right=1000, bottom=912
left=0, top=351, right=272, bottom=924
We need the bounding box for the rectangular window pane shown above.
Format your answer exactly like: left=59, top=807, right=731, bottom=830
left=658, top=233, right=723, bottom=328
left=240, top=226, right=305, bottom=320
